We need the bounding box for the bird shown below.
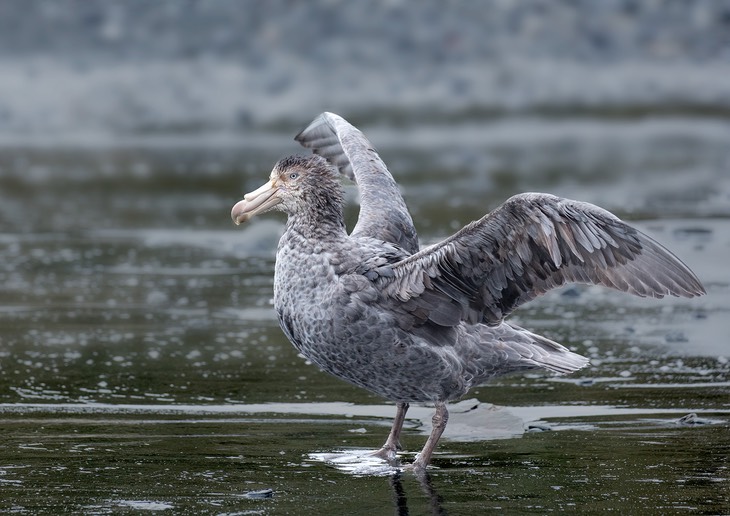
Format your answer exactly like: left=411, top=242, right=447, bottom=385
left=231, top=112, right=706, bottom=473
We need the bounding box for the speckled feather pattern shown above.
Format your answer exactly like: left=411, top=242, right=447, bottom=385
left=254, top=113, right=705, bottom=405
left=265, top=160, right=586, bottom=403
left=273, top=226, right=580, bottom=402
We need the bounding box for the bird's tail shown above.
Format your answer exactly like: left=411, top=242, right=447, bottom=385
left=468, top=322, right=589, bottom=385
left=511, top=324, right=590, bottom=375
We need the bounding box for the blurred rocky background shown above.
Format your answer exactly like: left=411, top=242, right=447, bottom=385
left=0, top=0, right=729, bottom=137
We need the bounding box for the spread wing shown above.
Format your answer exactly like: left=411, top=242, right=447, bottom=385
left=295, top=112, right=419, bottom=254
left=375, top=193, right=705, bottom=327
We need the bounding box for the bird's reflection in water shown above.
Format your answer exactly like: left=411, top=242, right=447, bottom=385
left=390, top=471, right=446, bottom=516
left=307, top=449, right=446, bottom=514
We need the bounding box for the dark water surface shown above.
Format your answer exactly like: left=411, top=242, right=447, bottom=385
left=1, top=118, right=729, bottom=514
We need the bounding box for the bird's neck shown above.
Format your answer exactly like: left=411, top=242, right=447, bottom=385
left=285, top=204, right=347, bottom=243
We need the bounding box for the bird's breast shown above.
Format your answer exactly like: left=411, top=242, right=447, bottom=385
left=273, top=243, right=341, bottom=348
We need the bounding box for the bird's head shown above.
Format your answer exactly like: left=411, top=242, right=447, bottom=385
left=231, top=154, right=343, bottom=225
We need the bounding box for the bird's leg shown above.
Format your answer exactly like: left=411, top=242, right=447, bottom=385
left=372, top=402, right=409, bottom=461
left=408, top=402, right=449, bottom=474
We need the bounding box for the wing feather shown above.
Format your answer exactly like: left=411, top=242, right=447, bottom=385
left=295, top=112, right=419, bottom=254
left=377, top=193, right=705, bottom=327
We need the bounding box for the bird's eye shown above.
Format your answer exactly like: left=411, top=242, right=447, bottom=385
left=289, top=172, right=299, bottom=180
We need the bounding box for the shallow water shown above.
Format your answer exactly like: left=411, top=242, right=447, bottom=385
left=0, top=116, right=729, bottom=514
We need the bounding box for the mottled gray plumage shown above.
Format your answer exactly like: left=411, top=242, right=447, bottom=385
left=231, top=112, right=705, bottom=473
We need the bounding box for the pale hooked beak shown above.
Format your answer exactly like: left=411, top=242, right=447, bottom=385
left=231, top=179, right=282, bottom=225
